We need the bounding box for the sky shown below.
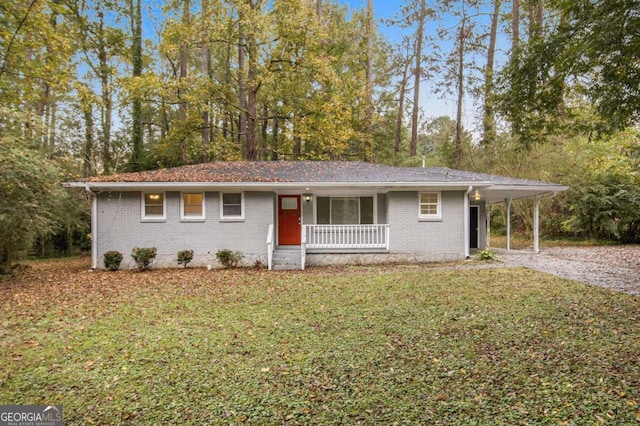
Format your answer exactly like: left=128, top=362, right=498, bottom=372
left=338, top=0, right=509, bottom=137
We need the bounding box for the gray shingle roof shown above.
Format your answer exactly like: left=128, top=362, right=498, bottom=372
left=85, top=161, right=564, bottom=187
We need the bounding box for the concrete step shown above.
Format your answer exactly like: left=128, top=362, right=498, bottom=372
left=272, top=249, right=302, bottom=269
left=272, top=264, right=300, bottom=271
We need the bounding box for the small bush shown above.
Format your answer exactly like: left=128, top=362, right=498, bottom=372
left=177, top=249, right=194, bottom=268
left=103, top=250, right=123, bottom=271
left=131, top=247, right=157, bottom=271
left=478, top=249, right=497, bottom=261
left=216, top=249, right=243, bottom=268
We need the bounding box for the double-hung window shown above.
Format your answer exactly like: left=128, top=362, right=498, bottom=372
left=220, top=192, right=244, bottom=220
left=418, top=192, right=441, bottom=219
left=181, top=192, right=205, bottom=220
left=142, top=192, right=166, bottom=221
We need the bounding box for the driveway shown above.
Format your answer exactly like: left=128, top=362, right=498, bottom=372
left=494, top=245, right=640, bottom=295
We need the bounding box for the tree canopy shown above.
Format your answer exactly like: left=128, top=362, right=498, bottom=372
left=1, top=0, right=640, bottom=268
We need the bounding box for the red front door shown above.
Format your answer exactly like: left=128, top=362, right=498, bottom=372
left=278, top=195, right=301, bottom=245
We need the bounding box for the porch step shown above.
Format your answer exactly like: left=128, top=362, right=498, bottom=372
left=272, top=248, right=302, bottom=270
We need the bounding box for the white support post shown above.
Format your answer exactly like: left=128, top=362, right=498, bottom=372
left=87, top=187, right=98, bottom=269
left=533, top=196, right=540, bottom=253
left=486, top=206, right=491, bottom=249
left=506, top=197, right=512, bottom=251
left=464, top=186, right=473, bottom=258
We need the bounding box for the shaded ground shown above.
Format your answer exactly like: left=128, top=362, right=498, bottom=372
left=1, top=258, right=639, bottom=424
left=493, top=245, right=640, bottom=295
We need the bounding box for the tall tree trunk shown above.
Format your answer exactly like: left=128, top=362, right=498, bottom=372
left=536, top=0, right=543, bottom=28
left=482, top=0, right=500, bottom=147
left=395, top=55, right=411, bottom=161
left=260, top=104, right=268, bottom=160
left=245, top=33, right=259, bottom=161
left=454, top=14, right=466, bottom=169
left=82, top=102, right=94, bottom=177
left=410, top=0, right=426, bottom=157
left=36, top=0, right=59, bottom=150
left=161, top=100, right=168, bottom=140
left=130, top=0, right=142, bottom=171
left=272, top=115, right=279, bottom=160
left=529, top=0, right=543, bottom=37
left=98, top=10, right=112, bottom=174
left=316, top=0, right=322, bottom=20
left=223, top=42, right=232, bottom=141
left=293, top=135, right=301, bottom=159
left=178, top=0, right=190, bottom=164
left=47, top=96, right=56, bottom=151
left=512, top=0, right=520, bottom=50
left=238, top=23, right=247, bottom=154
left=363, top=0, right=374, bottom=162
left=200, top=0, right=211, bottom=162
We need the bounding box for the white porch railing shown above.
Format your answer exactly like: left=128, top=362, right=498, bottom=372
left=301, top=228, right=306, bottom=270
left=266, top=224, right=274, bottom=270
left=303, top=224, right=390, bottom=250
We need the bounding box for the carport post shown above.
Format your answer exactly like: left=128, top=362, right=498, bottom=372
left=486, top=207, right=491, bottom=249
left=505, top=197, right=512, bottom=251
left=533, top=196, right=540, bottom=253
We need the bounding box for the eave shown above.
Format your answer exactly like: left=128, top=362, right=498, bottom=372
left=64, top=181, right=495, bottom=192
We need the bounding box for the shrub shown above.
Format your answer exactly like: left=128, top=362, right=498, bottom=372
left=216, top=249, right=243, bottom=268
left=103, top=250, right=123, bottom=271
left=177, top=249, right=194, bottom=268
left=131, top=247, right=157, bottom=271
left=478, top=249, right=497, bottom=261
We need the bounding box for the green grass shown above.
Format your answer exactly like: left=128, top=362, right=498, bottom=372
left=1, top=260, right=639, bottom=424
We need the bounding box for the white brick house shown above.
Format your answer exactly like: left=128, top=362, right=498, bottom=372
left=65, top=161, right=567, bottom=270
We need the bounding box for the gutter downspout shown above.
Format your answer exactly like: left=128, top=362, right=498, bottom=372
left=464, top=186, right=473, bottom=258
left=85, top=185, right=98, bottom=269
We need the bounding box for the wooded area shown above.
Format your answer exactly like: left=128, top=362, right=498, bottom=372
left=1, top=0, right=639, bottom=271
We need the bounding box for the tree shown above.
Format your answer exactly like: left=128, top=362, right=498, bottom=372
left=0, top=116, right=67, bottom=272
left=481, top=0, right=501, bottom=146
left=129, top=0, right=143, bottom=171
left=363, top=0, right=375, bottom=162
left=410, top=0, right=428, bottom=157
left=498, top=0, right=640, bottom=144
left=392, top=37, right=414, bottom=161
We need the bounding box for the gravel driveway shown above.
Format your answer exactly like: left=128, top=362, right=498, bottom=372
left=494, top=245, right=640, bottom=295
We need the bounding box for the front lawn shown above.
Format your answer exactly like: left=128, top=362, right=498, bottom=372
left=1, top=259, right=639, bottom=424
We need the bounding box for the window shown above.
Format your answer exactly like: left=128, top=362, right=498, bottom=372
left=220, top=192, right=244, bottom=220
left=316, top=196, right=374, bottom=224
left=181, top=192, right=205, bottom=220
left=142, top=192, right=165, bottom=220
left=419, top=192, right=441, bottom=219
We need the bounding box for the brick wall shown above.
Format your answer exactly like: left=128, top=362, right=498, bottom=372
left=96, top=191, right=273, bottom=269
left=387, top=191, right=465, bottom=260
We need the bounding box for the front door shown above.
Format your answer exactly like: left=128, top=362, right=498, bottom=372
left=278, top=195, right=301, bottom=245
left=470, top=206, right=479, bottom=249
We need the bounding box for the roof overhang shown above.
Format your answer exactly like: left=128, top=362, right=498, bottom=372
left=64, top=181, right=494, bottom=193
left=480, top=185, right=569, bottom=204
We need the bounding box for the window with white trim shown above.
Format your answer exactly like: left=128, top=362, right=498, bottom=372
left=419, top=192, right=441, bottom=219
left=220, top=192, right=244, bottom=220
left=316, top=196, right=374, bottom=224
left=181, top=192, right=205, bottom=220
left=142, top=192, right=166, bottom=220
